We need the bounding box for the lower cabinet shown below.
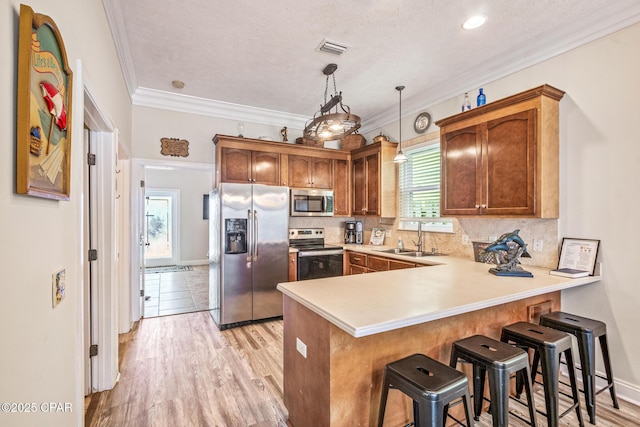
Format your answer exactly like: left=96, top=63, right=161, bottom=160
left=346, top=251, right=419, bottom=274
left=288, top=252, right=297, bottom=282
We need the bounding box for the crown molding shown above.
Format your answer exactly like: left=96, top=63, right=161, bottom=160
left=361, top=2, right=640, bottom=134
left=102, top=0, right=137, bottom=97
left=132, top=87, right=309, bottom=130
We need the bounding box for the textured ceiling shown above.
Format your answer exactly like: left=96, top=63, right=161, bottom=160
left=104, top=0, right=640, bottom=131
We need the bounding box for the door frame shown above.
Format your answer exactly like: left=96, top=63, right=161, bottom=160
left=81, top=60, right=122, bottom=393
left=130, top=159, right=213, bottom=322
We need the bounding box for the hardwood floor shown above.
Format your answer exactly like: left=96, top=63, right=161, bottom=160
left=86, top=312, right=640, bottom=427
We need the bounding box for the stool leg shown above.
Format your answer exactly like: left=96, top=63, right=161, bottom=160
left=487, top=367, right=510, bottom=427
left=599, top=334, right=620, bottom=409
left=539, top=348, right=561, bottom=427
left=417, top=399, right=445, bottom=427
left=378, top=371, right=390, bottom=427
left=462, top=391, right=475, bottom=427
left=576, top=332, right=597, bottom=424
left=473, top=364, right=487, bottom=421
left=520, top=364, right=538, bottom=427
left=564, top=349, right=585, bottom=427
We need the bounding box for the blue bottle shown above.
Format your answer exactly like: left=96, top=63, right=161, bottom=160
left=477, top=88, right=486, bottom=107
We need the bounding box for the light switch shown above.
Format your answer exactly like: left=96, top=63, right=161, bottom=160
left=296, top=337, right=307, bottom=358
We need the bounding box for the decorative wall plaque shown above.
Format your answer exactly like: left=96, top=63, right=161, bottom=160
left=160, top=138, right=189, bottom=157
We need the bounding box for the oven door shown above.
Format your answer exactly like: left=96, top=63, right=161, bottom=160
left=297, top=249, right=344, bottom=281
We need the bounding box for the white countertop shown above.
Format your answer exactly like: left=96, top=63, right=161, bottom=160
left=277, top=247, right=601, bottom=338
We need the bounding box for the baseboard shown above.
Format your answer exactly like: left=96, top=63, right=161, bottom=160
left=560, top=365, right=640, bottom=406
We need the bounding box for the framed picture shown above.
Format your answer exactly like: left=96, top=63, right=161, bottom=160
left=16, top=4, right=73, bottom=200
left=557, top=238, right=600, bottom=275
left=369, top=228, right=385, bottom=245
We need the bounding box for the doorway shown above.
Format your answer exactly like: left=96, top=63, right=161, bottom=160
left=144, top=189, right=179, bottom=267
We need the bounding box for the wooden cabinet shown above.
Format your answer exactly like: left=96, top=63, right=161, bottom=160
left=436, top=85, right=564, bottom=218
left=288, top=252, right=297, bottom=282
left=288, top=155, right=333, bottom=189
left=332, top=159, right=350, bottom=216
left=213, top=135, right=350, bottom=194
left=346, top=251, right=419, bottom=275
left=219, top=147, right=280, bottom=185
left=351, top=141, right=398, bottom=217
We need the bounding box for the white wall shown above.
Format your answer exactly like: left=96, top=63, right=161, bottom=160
left=0, top=1, right=131, bottom=426
left=145, top=168, right=213, bottom=264
left=374, top=23, right=640, bottom=401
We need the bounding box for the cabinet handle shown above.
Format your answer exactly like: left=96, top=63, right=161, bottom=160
left=481, top=204, right=486, bottom=208
left=475, top=204, right=480, bottom=208
left=353, top=257, right=361, bottom=261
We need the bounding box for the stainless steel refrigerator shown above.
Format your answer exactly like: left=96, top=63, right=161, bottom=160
left=209, top=183, right=289, bottom=329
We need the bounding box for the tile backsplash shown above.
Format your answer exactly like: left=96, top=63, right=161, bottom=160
left=290, top=216, right=559, bottom=269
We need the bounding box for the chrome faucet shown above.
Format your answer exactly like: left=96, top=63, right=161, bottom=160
left=412, top=222, right=425, bottom=253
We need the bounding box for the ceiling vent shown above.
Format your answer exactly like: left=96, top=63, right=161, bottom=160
left=316, top=39, right=348, bottom=56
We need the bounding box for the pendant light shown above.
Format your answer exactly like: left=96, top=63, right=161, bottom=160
left=393, top=85, right=408, bottom=163
left=304, top=63, right=361, bottom=142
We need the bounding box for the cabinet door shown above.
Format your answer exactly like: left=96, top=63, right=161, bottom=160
left=288, top=155, right=312, bottom=187
left=333, top=159, right=350, bottom=216
left=252, top=151, right=280, bottom=185
left=364, top=152, right=380, bottom=216
left=349, top=264, right=368, bottom=275
left=220, top=148, right=252, bottom=183
left=367, top=255, right=389, bottom=271
left=483, top=109, right=536, bottom=215
left=311, top=158, right=333, bottom=189
left=288, top=252, right=297, bottom=281
left=352, top=156, right=366, bottom=215
left=441, top=126, right=482, bottom=215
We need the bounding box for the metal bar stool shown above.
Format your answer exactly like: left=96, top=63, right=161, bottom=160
left=501, top=322, right=584, bottom=427
left=378, top=353, right=474, bottom=427
left=540, top=311, right=619, bottom=424
left=450, top=335, right=537, bottom=426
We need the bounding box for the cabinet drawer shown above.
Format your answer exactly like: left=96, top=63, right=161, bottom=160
left=348, top=252, right=367, bottom=267
left=389, top=259, right=415, bottom=270
left=367, top=255, right=389, bottom=271
left=349, top=265, right=368, bottom=275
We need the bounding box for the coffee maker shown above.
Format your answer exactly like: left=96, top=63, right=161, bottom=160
left=344, top=221, right=363, bottom=244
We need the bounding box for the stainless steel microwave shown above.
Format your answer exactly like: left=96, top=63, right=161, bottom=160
left=290, top=189, right=334, bottom=217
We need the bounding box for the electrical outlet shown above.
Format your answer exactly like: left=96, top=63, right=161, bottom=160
left=533, top=239, right=543, bottom=252
left=385, top=230, right=391, bottom=238
left=296, top=337, right=307, bottom=358
left=462, top=234, right=469, bottom=245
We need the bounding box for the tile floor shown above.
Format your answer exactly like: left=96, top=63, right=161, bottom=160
left=143, top=265, right=209, bottom=318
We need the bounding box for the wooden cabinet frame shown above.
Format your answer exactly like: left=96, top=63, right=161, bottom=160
left=436, top=85, right=564, bottom=218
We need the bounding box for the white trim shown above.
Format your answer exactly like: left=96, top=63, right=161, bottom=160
left=81, top=60, right=120, bottom=393
left=102, top=0, right=138, bottom=97
left=132, top=87, right=308, bottom=130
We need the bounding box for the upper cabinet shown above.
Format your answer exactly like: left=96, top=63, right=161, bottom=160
left=288, top=155, right=333, bottom=189
left=435, top=85, right=564, bottom=218
left=351, top=140, right=398, bottom=217
left=219, top=147, right=281, bottom=186
left=332, top=159, right=350, bottom=216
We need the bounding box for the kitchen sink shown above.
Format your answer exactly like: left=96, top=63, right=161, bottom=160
left=374, top=248, right=415, bottom=254
left=403, top=251, right=448, bottom=257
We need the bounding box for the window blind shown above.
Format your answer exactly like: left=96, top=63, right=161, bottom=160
left=398, top=143, right=440, bottom=219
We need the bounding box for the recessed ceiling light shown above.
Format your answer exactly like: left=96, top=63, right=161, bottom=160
left=462, top=15, right=487, bottom=30
left=172, top=80, right=185, bottom=89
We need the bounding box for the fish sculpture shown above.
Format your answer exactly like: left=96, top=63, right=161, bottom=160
left=482, top=229, right=533, bottom=277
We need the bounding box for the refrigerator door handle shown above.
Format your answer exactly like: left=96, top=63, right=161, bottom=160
left=247, top=209, right=253, bottom=262
left=253, top=210, right=258, bottom=260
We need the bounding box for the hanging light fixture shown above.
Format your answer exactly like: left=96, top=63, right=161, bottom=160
left=304, top=63, right=361, bottom=142
left=393, top=85, right=408, bottom=163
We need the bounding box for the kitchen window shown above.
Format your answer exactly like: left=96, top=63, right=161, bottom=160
left=398, top=141, right=453, bottom=233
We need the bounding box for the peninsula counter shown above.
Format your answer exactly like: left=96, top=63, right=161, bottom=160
left=277, top=252, right=600, bottom=426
